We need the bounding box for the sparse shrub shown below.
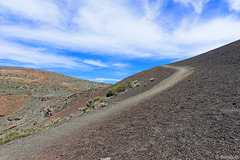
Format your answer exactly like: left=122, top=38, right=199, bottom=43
left=99, top=97, right=104, bottom=102
left=93, top=101, right=100, bottom=108
left=0, top=117, right=68, bottom=146
left=0, top=137, right=3, bottom=145
left=80, top=106, right=89, bottom=112
left=115, top=84, right=126, bottom=92
left=106, top=81, right=133, bottom=97
left=106, top=88, right=116, bottom=97
left=86, top=99, right=94, bottom=108
left=93, top=96, right=101, bottom=102
left=85, top=108, right=91, bottom=113
left=100, top=102, right=107, bottom=107
left=51, top=118, right=61, bottom=124
left=62, top=117, right=69, bottom=121
left=2, top=131, right=20, bottom=144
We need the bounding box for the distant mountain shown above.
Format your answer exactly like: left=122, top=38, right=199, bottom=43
left=0, top=67, right=109, bottom=134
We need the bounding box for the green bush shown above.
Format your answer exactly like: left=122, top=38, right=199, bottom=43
left=81, top=96, right=106, bottom=113
left=115, top=84, right=126, bottom=92
left=0, top=137, right=3, bottom=145
left=106, top=81, right=132, bottom=97
left=81, top=106, right=89, bottom=112
left=99, top=97, right=105, bottom=102
left=106, top=88, right=116, bottom=97
left=1, top=131, right=21, bottom=144
left=93, top=96, right=101, bottom=102
left=86, top=99, right=94, bottom=108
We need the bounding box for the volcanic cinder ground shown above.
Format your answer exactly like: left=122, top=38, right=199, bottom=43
left=0, top=40, right=239, bottom=160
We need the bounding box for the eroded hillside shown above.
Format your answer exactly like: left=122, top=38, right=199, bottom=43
left=0, top=67, right=109, bottom=135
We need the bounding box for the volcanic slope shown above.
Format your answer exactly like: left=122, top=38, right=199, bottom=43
left=31, top=40, right=239, bottom=159
left=0, top=40, right=239, bottom=160
left=0, top=67, right=109, bottom=135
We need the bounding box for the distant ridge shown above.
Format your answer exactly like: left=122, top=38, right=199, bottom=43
left=0, top=67, right=109, bottom=135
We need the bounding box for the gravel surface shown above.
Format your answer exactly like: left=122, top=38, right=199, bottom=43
left=0, top=65, right=192, bottom=160
left=1, top=40, right=240, bottom=160
left=31, top=40, right=239, bottom=160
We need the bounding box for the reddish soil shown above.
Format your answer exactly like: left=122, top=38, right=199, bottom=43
left=0, top=69, right=52, bottom=83
left=0, top=94, right=31, bottom=120
left=0, top=67, right=108, bottom=135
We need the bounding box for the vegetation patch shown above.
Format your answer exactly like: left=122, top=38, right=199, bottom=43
left=0, top=117, right=68, bottom=146
left=79, top=96, right=106, bottom=113
left=106, top=81, right=133, bottom=97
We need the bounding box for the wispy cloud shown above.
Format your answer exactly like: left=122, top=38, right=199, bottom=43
left=173, top=0, right=209, bottom=13
left=95, top=78, right=120, bottom=82
left=142, top=0, right=163, bottom=20
left=83, top=59, right=108, bottom=67
left=112, top=63, right=129, bottom=68
left=0, top=39, right=87, bottom=69
left=0, top=0, right=61, bottom=25
left=0, top=0, right=238, bottom=61
left=225, top=0, right=240, bottom=12
left=0, top=0, right=239, bottom=82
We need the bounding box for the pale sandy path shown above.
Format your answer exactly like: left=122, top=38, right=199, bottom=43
left=0, top=65, right=193, bottom=160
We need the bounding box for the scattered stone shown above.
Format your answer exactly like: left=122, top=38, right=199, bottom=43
left=133, top=80, right=140, bottom=87
left=7, top=117, right=21, bottom=121
left=150, top=78, right=155, bottom=82
left=43, top=108, right=53, bottom=117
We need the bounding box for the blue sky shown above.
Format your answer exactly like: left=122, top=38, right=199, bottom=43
left=0, top=0, right=240, bottom=83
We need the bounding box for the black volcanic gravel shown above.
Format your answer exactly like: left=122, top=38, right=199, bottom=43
left=107, top=66, right=175, bottom=103
left=33, top=40, right=240, bottom=159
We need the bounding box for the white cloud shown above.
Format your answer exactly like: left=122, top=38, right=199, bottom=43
left=225, top=0, right=240, bottom=12
left=0, top=0, right=239, bottom=64
left=0, top=39, right=87, bottom=69
left=112, top=63, right=129, bottom=68
left=0, top=0, right=61, bottom=26
left=83, top=59, right=108, bottom=67
left=171, top=16, right=240, bottom=57
left=173, top=0, right=209, bottom=13
left=174, top=16, right=240, bottom=44
left=142, top=0, right=162, bottom=20
left=95, top=78, right=120, bottom=82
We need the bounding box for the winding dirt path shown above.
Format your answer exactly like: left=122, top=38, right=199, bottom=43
left=0, top=65, right=193, bottom=160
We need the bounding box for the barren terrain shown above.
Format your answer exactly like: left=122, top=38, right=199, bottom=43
left=0, top=67, right=109, bottom=136
left=33, top=40, right=239, bottom=160
left=0, top=40, right=239, bottom=160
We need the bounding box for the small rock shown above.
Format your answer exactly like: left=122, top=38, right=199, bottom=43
left=7, top=117, right=21, bottom=121
left=150, top=78, right=155, bottom=82
left=43, top=108, right=53, bottom=117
